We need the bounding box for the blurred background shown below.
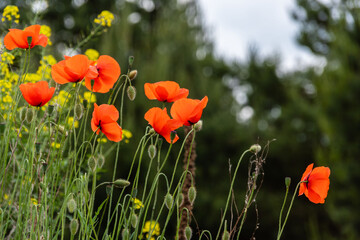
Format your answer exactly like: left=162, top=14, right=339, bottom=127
left=2, top=0, right=360, bottom=239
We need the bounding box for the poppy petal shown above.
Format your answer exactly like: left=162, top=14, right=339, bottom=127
left=100, top=122, right=123, bottom=142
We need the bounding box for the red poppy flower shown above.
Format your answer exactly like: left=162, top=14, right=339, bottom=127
left=84, top=55, right=121, bottom=93
left=144, top=81, right=189, bottom=102
left=91, top=103, right=122, bottom=142
left=170, top=96, right=208, bottom=126
left=298, top=163, right=330, bottom=204
left=19, top=81, right=55, bottom=107
left=144, top=107, right=182, bottom=143
left=4, top=25, right=48, bottom=50
left=51, top=55, right=98, bottom=84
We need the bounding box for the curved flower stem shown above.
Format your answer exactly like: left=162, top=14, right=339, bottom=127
left=276, top=181, right=303, bottom=240
left=216, top=149, right=251, bottom=240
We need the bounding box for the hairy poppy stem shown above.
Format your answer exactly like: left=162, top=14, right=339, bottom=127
left=276, top=181, right=304, bottom=240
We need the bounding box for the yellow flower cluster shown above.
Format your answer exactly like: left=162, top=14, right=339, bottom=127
left=140, top=221, right=160, bottom=240
left=94, top=10, right=114, bottom=27
left=122, top=129, right=132, bottom=143
left=132, top=198, right=144, bottom=209
left=50, top=90, right=71, bottom=106
left=67, top=117, right=79, bottom=129
left=1, top=5, right=20, bottom=23
left=0, top=73, right=17, bottom=110
left=37, top=55, right=57, bottom=80
left=83, top=91, right=97, bottom=103
left=1, top=52, right=15, bottom=64
left=40, top=25, right=52, bottom=45
left=85, top=49, right=99, bottom=61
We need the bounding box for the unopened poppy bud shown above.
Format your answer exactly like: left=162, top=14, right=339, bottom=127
left=164, top=193, right=173, bottom=209
left=113, top=179, right=130, bottom=188
left=88, top=156, right=97, bottom=172
left=128, top=56, right=134, bottom=66
left=185, top=225, right=192, bottom=240
left=122, top=228, right=130, bottom=240
left=188, top=186, right=196, bottom=205
left=26, top=108, right=35, bottom=123
left=177, top=193, right=184, bottom=206
left=221, top=230, right=230, bottom=240
left=170, top=131, right=176, bottom=143
left=250, top=144, right=261, bottom=154
left=194, top=120, right=203, bottom=132
left=74, top=103, right=84, bottom=120
left=70, top=218, right=79, bottom=235
left=20, top=107, right=27, bottom=122
left=129, top=70, right=138, bottom=80
left=127, top=86, right=136, bottom=101
left=67, top=198, right=77, bottom=213
left=285, top=177, right=291, bottom=188
left=97, top=154, right=105, bottom=168
left=131, top=214, right=138, bottom=228
left=149, top=128, right=155, bottom=135
left=148, top=144, right=157, bottom=159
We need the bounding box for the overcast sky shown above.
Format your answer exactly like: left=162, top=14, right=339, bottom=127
left=197, top=0, right=324, bottom=71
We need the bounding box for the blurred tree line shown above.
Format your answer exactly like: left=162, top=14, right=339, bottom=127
left=2, top=0, right=359, bottom=239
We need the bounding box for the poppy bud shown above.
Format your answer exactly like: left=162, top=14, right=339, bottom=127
left=164, top=193, right=173, bottom=209
left=127, top=86, right=136, bottom=101
left=20, top=107, right=27, bottom=122
left=128, top=70, right=138, bottom=80
left=250, top=144, right=261, bottom=154
left=177, top=193, right=184, bottom=206
left=122, top=228, right=130, bottom=240
left=88, top=156, right=97, bottom=172
left=74, top=103, right=84, bottom=120
left=70, top=218, right=79, bottom=235
left=170, top=131, right=176, bottom=143
left=194, top=120, right=203, bottom=132
left=285, top=177, right=291, bottom=188
left=188, top=186, right=196, bottom=205
left=26, top=108, right=35, bottom=123
left=149, top=128, right=156, bottom=135
left=47, top=104, right=55, bottom=116
left=56, top=124, right=68, bottom=136
left=185, top=225, right=192, bottom=240
left=131, top=214, right=138, bottom=228
left=221, top=230, right=230, bottom=240
left=67, top=197, right=77, bottom=213
left=97, top=154, right=105, bottom=168
left=148, top=144, right=157, bottom=159
left=113, top=179, right=130, bottom=188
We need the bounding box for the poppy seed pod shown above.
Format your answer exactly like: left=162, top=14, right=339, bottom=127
left=185, top=226, right=192, bottom=240
left=250, top=144, right=261, bottom=154
left=128, top=56, right=134, bottom=66
left=148, top=144, right=157, bottom=159
left=285, top=177, right=291, bottom=188
left=170, top=131, right=177, bottom=143
left=164, top=193, right=173, bottom=209
left=188, top=186, right=196, bottom=205
left=70, top=218, right=79, bottom=235
left=67, top=198, right=77, bottom=213
left=26, top=108, right=35, bottom=123
left=113, top=179, right=130, bottom=188
left=127, top=86, right=136, bottom=101
left=74, top=103, right=84, bottom=120
left=129, top=70, right=138, bottom=80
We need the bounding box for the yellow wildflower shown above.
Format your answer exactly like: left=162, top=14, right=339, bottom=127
left=94, top=10, right=114, bottom=27
left=67, top=117, right=79, bottom=128
left=122, top=129, right=132, bottom=143
left=31, top=198, right=38, bottom=206
left=1, top=52, right=15, bottom=64
left=40, top=25, right=52, bottom=45
left=51, top=142, right=61, bottom=149
left=85, top=49, right=99, bottom=61
left=24, top=73, right=41, bottom=83
left=83, top=91, right=96, bottom=103
left=132, top=198, right=144, bottom=210
left=1, top=5, right=20, bottom=23
left=140, top=221, right=160, bottom=240
left=97, top=138, right=107, bottom=143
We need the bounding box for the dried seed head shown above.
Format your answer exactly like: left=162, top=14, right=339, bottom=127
left=70, top=218, right=79, bottom=235
left=127, top=86, right=136, bottom=101
left=148, top=144, right=157, bottom=159
left=164, top=193, right=173, bottom=209
left=188, top=186, right=197, bottom=205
